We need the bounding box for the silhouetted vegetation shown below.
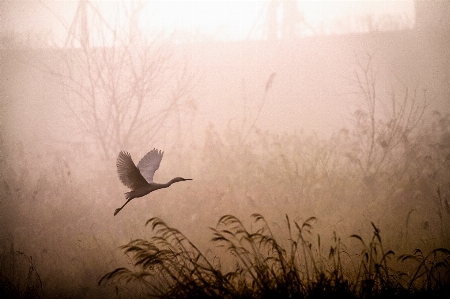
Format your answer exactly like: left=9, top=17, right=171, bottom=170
left=0, top=242, right=43, bottom=299
left=99, top=214, right=450, bottom=298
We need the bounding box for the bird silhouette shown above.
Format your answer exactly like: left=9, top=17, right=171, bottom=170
left=114, top=149, right=192, bottom=216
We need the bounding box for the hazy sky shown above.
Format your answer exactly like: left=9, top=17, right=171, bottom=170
left=1, top=1, right=415, bottom=43
left=144, top=0, right=414, bottom=38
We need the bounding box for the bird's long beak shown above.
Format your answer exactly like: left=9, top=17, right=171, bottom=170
left=184, top=178, right=193, bottom=181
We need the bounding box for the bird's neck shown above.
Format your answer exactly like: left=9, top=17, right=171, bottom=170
left=150, top=179, right=176, bottom=190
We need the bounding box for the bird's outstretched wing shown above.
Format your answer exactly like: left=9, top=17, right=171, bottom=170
left=117, top=151, right=149, bottom=190
left=137, top=148, right=163, bottom=183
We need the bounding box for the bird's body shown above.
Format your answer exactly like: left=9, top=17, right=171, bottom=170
left=114, top=149, right=191, bottom=216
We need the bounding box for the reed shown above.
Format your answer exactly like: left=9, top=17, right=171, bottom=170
left=99, top=214, right=450, bottom=298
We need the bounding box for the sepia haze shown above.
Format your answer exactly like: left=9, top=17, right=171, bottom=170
left=0, top=1, right=449, bottom=298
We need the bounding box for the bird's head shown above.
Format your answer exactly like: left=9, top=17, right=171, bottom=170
left=171, top=177, right=192, bottom=184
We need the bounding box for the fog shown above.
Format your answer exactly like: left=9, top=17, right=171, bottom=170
left=1, top=1, right=449, bottom=298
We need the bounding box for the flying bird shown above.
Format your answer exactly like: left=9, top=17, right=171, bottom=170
left=114, top=149, right=192, bottom=216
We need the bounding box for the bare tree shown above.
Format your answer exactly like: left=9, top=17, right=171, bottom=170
left=47, top=0, right=195, bottom=159
left=346, top=52, right=427, bottom=183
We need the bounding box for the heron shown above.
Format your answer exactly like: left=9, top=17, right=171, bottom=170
left=114, top=148, right=192, bottom=216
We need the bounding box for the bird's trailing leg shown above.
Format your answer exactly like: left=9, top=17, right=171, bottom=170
left=114, top=198, right=132, bottom=216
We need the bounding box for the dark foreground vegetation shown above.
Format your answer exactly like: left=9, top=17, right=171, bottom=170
left=98, top=214, right=450, bottom=299
left=0, top=249, right=43, bottom=299
left=1, top=214, right=449, bottom=299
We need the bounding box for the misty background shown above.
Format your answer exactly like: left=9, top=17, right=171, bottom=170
left=0, top=0, right=449, bottom=298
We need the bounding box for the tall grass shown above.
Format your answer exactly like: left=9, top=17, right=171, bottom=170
left=99, top=214, right=450, bottom=298
left=0, top=242, right=43, bottom=299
